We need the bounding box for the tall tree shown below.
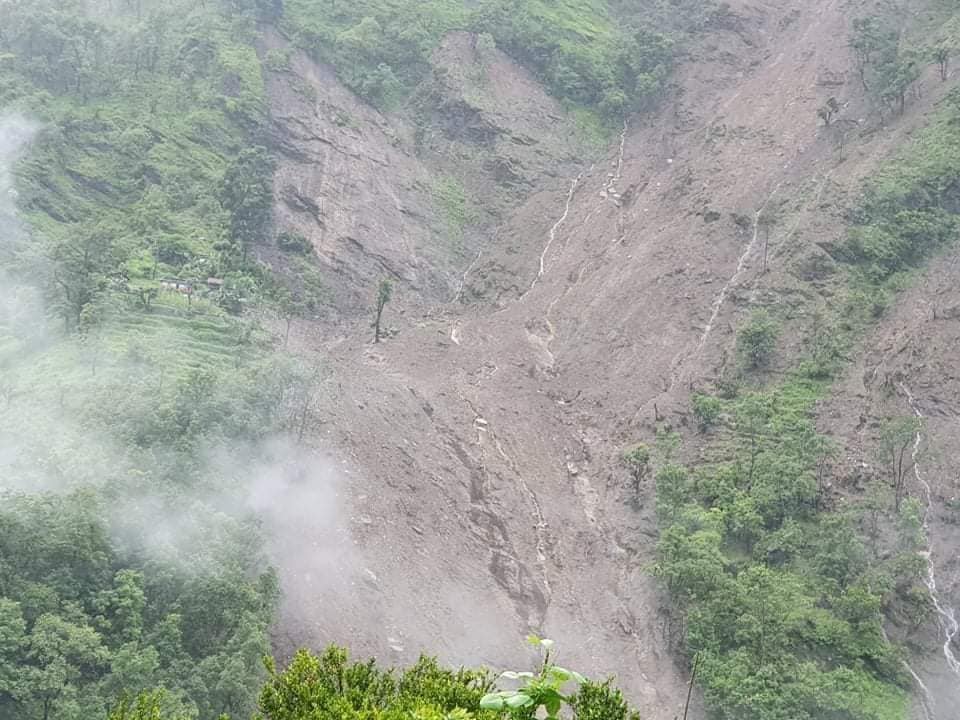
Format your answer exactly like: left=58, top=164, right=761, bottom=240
left=372, top=278, right=392, bottom=343
left=220, top=147, right=275, bottom=266
left=879, top=416, right=921, bottom=511
left=48, top=224, right=123, bottom=331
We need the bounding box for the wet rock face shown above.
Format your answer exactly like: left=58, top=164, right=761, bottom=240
left=260, top=28, right=582, bottom=320
left=420, top=32, right=583, bottom=191
left=261, top=28, right=440, bottom=315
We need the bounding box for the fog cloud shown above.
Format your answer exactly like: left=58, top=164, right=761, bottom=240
left=0, top=112, right=357, bottom=643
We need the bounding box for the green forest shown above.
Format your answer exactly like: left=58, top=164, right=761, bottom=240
left=1, top=0, right=960, bottom=718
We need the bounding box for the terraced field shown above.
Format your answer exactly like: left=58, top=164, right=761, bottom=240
left=104, top=307, right=257, bottom=371
left=1, top=300, right=269, bottom=401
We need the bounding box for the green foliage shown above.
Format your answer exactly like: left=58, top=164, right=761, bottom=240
left=850, top=16, right=899, bottom=92
left=657, top=378, right=920, bottom=720
left=0, top=303, right=322, bottom=718
left=569, top=679, right=639, bottom=720
left=479, top=637, right=641, bottom=720
left=848, top=12, right=933, bottom=115
left=275, top=231, right=312, bottom=255
left=796, top=318, right=847, bottom=380
left=1, top=0, right=282, bottom=328
left=220, top=147, right=276, bottom=265
left=0, top=493, right=277, bottom=720
left=622, top=445, right=650, bottom=496
left=107, top=691, right=191, bottom=720
left=432, top=176, right=478, bottom=244
left=480, top=637, right=585, bottom=719
left=835, top=86, right=960, bottom=322
left=469, top=0, right=674, bottom=118
left=878, top=416, right=922, bottom=512
left=691, top=393, right=722, bottom=432
left=258, top=645, right=495, bottom=720
left=735, top=309, right=779, bottom=369
left=256, top=639, right=640, bottom=720
left=282, top=0, right=709, bottom=119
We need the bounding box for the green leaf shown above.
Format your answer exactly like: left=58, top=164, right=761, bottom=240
left=526, top=634, right=542, bottom=646
left=570, top=670, right=587, bottom=684
left=479, top=694, right=506, bottom=710
left=505, top=693, right=535, bottom=709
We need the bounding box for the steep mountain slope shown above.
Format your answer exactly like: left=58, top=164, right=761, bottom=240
left=259, top=27, right=587, bottom=315
left=4, top=0, right=959, bottom=716
left=820, top=242, right=960, bottom=719
left=267, top=0, right=960, bottom=717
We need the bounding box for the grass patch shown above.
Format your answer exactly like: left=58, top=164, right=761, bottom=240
left=431, top=175, right=479, bottom=248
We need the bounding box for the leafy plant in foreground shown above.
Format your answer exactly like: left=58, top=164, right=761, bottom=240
left=480, top=636, right=586, bottom=718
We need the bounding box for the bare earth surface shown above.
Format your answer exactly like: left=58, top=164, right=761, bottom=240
left=262, top=1, right=960, bottom=717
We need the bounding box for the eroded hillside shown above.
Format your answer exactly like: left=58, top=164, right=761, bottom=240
left=3, top=0, right=960, bottom=717
left=267, top=0, right=960, bottom=717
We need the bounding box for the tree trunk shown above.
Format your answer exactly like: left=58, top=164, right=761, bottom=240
left=762, top=228, right=770, bottom=273
left=374, top=305, right=384, bottom=343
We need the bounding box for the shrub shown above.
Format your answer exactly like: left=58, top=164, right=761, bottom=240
left=276, top=231, right=313, bottom=255
left=692, top=393, right=722, bottom=431
left=622, top=444, right=651, bottom=496
left=736, top=309, right=779, bottom=369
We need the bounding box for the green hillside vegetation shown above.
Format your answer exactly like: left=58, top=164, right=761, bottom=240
left=0, top=0, right=295, bottom=379
left=0, top=492, right=278, bottom=720
left=839, top=86, right=960, bottom=323
left=104, top=637, right=644, bottom=720
left=656, top=376, right=924, bottom=720
left=652, top=12, right=960, bottom=719
left=282, top=0, right=713, bottom=117
left=0, top=329, right=321, bottom=718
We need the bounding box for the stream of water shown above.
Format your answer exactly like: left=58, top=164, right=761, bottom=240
left=900, top=384, right=960, bottom=684
left=519, top=174, right=582, bottom=299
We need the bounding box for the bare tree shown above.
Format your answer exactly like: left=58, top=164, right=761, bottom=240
left=757, top=205, right=781, bottom=274
left=933, top=45, right=950, bottom=81
left=879, top=417, right=921, bottom=511
left=817, top=96, right=841, bottom=126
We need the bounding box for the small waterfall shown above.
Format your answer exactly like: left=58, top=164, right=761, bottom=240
left=900, top=384, right=960, bottom=680
left=521, top=174, right=582, bottom=299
